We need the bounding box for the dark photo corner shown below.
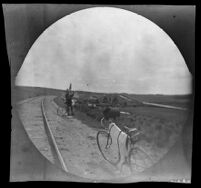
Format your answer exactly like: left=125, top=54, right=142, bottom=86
left=3, top=4, right=195, bottom=182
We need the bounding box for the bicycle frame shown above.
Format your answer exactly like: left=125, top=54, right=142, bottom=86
left=97, top=120, right=153, bottom=173
left=98, top=122, right=134, bottom=168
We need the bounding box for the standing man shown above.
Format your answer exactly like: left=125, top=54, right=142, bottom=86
left=65, top=83, right=74, bottom=116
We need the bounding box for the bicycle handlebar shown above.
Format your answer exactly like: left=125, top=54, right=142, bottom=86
left=124, top=126, right=138, bottom=132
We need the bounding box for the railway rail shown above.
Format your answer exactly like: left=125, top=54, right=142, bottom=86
left=41, top=98, right=69, bottom=173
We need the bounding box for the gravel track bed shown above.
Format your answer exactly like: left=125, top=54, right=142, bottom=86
left=16, top=96, right=54, bottom=163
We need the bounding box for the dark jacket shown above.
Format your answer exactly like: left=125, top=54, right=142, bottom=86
left=65, top=91, right=74, bottom=105
left=103, top=107, right=120, bottom=120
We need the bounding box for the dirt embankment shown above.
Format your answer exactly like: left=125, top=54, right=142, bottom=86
left=54, top=96, right=185, bottom=149
left=53, top=96, right=185, bottom=170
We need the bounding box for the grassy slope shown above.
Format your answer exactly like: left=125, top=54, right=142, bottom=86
left=54, top=92, right=189, bottom=133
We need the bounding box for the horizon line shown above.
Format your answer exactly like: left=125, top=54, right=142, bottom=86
left=14, top=85, right=192, bottom=96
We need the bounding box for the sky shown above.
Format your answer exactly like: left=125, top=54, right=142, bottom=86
left=15, top=7, right=192, bottom=95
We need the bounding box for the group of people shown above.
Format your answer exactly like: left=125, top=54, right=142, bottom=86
left=64, top=87, right=121, bottom=118
left=64, top=86, right=140, bottom=138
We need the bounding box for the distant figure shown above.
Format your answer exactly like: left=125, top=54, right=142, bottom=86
left=101, top=107, right=120, bottom=128
left=65, top=89, right=74, bottom=116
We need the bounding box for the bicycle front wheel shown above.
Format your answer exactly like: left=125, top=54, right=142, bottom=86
left=57, top=107, right=66, bottom=117
left=96, top=131, right=120, bottom=166
left=128, top=147, right=153, bottom=172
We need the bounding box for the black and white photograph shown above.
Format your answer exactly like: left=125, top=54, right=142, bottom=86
left=4, top=4, right=194, bottom=183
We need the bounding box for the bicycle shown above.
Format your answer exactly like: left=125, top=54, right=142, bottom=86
left=96, top=121, right=153, bottom=173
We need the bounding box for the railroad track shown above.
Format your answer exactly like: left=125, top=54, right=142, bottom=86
left=17, top=96, right=95, bottom=181
left=41, top=97, right=68, bottom=173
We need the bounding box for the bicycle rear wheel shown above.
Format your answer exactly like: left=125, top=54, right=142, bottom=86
left=96, top=131, right=120, bottom=166
left=128, top=147, right=153, bottom=172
